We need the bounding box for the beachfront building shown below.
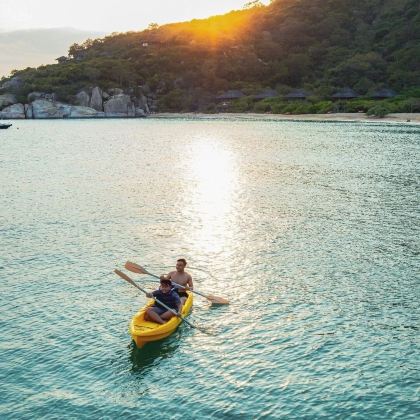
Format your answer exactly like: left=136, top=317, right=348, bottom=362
left=253, top=89, right=278, bottom=100
left=284, top=89, right=311, bottom=101
left=370, top=88, right=397, bottom=99
left=216, top=90, right=245, bottom=102
left=331, top=88, right=360, bottom=100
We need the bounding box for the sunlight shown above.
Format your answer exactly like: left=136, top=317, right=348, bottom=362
left=163, top=7, right=263, bottom=48
left=184, top=137, right=238, bottom=253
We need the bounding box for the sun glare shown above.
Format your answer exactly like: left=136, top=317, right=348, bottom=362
left=164, top=7, right=261, bottom=48
left=184, top=137, right=238, bottom=253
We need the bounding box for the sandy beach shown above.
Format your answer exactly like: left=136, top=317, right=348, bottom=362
left=152, top=112, right=420, bottom=123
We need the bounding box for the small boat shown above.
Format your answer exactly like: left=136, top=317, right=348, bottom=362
left=0, top=123, right=12, bottom=129
left=130, top=291, right=193, bottom=348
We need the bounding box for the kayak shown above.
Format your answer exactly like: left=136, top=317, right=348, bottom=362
left=129, top=291, right=193, bottom=348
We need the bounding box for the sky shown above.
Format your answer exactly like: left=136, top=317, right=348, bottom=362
left=0, top=0, right=270, bottom=32
left=0, top=0, right=270, bottom=77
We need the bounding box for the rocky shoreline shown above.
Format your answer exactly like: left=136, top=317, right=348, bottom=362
left=0, top=86, right=150, bottom=119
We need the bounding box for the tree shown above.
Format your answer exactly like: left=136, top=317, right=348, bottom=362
left=243, top=1, right=265, bottom=9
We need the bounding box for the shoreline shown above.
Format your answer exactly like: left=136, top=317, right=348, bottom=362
left=1, top=112, right=419, bottom=124
left=151, top=112, right=420, bottom=124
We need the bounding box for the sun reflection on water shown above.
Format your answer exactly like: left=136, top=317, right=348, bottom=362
left=184, top=137, right=239, bottom=254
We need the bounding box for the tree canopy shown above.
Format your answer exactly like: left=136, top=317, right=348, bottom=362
left=2, top=0, right=419, bottom=112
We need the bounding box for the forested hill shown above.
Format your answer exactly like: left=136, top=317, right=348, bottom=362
left=2, top=0, right=419, bottom=112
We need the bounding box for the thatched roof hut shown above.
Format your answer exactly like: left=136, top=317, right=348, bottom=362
left=284, top=89, right=310, bottom=100
left=56, top=56, right=69, bottom=64
left=253, top=89, right=278, bottom=100
left=370, top=88, right=397, bottom=99
left=332, top=88, right=359, bottom=100
left=216, top=90, right=245, bottom=101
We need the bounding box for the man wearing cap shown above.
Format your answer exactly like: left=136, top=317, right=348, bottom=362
left=144, top=279, right=182, bottom=324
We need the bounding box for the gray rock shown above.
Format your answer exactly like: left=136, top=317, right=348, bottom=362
left=69, top=106, right=105, bottom=118
left=32, top=99, right=65, bottom=119
left=1, top=76, right=23, bottom=91
left=27, top=92, right=56, bottom=102
left=24, top=104, right=33, bottom=119
left=0, top=93, right=17, bottom=109
left=75, top=91, right=90, bottom=107
left=138, top=84, right=151, bottom=95
left=0, top=103, right=25, bottom=119
left=104, top=94, right=135, bottom=117
left=137, top=94, right=150, bottom=114
left=90, top=87, right=103, bottom=111
left=44, top=93, right=56, bottom=101
left=102, top=91, right=109, bottom=99
left=56, top=103, right=73, bottom=118
left=108, top=88, right=124, bottom=96
left=128, top=102, right=135, bottom=117
left=27, top=92, right=45, bottom=102
left=135, top=108, right=147, bottom=117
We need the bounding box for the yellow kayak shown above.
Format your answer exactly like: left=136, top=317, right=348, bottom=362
left=129, top=291, right=193, bottom=348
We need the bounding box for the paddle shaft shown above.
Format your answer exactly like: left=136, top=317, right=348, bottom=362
left=142, top=269, right=210, bottom=300
left=114, top=269, right=198, bottom=330
left=124, top=261, right=229, bottom=305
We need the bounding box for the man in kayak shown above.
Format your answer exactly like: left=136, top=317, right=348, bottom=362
left=160, top=258, right=193, bottom=305
left=144, top=279, right=182, bottom=324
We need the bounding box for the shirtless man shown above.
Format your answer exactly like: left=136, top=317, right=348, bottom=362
left=160, top=258, right=193, bottom=305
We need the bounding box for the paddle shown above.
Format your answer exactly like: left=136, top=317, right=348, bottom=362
left=124, top=261, right=229, bottom=305
left=114, top=269, right=210, bottom=334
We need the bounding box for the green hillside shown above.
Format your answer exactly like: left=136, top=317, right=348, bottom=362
left=2, top=0, right=419, bottom=113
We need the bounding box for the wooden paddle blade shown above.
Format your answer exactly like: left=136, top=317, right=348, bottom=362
left=207, top=295, right=229, bottom=305
left=114, top=269, right=147, bottom=294
left=115, top=268, right=133, bottom=282
left=125, top=261, right=148, bottom=275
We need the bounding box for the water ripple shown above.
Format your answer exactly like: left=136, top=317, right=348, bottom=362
left=0, top=119, right=419, bottom=418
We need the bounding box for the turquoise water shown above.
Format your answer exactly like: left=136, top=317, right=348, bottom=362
left=0, top=117, right=419, bottom=419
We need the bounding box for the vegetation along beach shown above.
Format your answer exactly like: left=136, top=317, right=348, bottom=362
left=0, top=1, right=419, bottom=419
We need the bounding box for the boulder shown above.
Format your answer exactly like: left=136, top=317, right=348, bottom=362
left=27, top=92, right=45, bottom=102
left=139, top=84, right=151, bottom=95
left=0, top=94, right=17, bottom=109
left=137, top=94, right=150, bottom=114
left=1, top=76, right=22, bottom=91
left=90, top=87, right=103, bottom=111
left=75, top=91, right=90, bottom=107
left=0, top=103, right=25, bottom=119
left=135, top=108, right=147, bottom=117
left=56, top=103, right=73, bottom=118
left=44, top=93, right=56, bottom=101
left=24, top=104, right=33, bottom=119
left=32, top=99, right=65, bottom=119
left=104, top=94, right=135, bottom=117
left=69, top=106, right=105, bottom=118
left=27, top=92, right=56, bottom=102
left=108, top=88, right=124, bottom=96
left=128, top=102, right=136, bottom=117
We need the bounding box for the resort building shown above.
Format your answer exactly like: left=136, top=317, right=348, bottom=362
left=216, top=90, right=245, bottom=101
left=331, top=88, right=360, bottom=100
left=284, top=89, right=311, bottom=101
left=370, top=88, right=397, bottom=99
left=253, top=89, right=278, bottom=100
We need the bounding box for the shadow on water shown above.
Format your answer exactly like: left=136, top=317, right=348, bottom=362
left=129, top=333, right=182, bottom=373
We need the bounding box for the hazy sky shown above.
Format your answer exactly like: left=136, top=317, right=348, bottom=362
left=0, top=0, right=270, bottom=32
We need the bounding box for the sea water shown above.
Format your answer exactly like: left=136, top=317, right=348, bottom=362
left=0, top=117, right=419, bottom=418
